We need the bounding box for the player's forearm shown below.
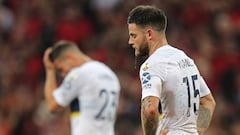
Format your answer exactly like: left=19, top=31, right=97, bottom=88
left=197, top=106, right=211, bottom=135
left=142, top=114, right=159, bottom=135
left=141, top=97, right=159, bottom=135
left=197, top=95, right=216, bottom=135
left=44, top=69, right=57, bottom=111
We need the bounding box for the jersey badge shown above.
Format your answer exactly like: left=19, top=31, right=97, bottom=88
left=141, top=72, right=152, bottom=89
left=63, top=74, right=77, bottom=90
left=143, top=62, right=150, bottom=71
left=69, top=74, right=78, bottom=80
left=141, top=72, right=151, bottom=84
left=63, top=81, right=71, bottom=90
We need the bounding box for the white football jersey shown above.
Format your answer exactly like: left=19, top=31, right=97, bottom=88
left=140, top=45, right=211, bottom=135
left=53, top=61, right=120, bottom=135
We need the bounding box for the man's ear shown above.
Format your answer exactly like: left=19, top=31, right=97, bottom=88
left=145, top=29, right=154, bottom=40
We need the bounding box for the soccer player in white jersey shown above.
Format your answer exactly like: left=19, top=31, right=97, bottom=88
left=127, top=5, right=216, bottom=135
left=43, top=40, right=120, bottom=135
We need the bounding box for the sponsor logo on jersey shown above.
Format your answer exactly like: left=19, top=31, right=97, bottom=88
left=143, top=83, right=152, bottom=89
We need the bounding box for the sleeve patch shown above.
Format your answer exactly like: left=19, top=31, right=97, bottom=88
left=63, top=80, right=71, bottom=90
left=141, top=72, right=151, bottom=84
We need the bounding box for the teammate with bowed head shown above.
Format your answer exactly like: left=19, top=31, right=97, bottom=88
left=43, top=40, right=120, bottom=135
left=127, top=5, right=216, bottom=135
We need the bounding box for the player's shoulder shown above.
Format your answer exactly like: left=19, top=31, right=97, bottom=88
left=64, top=68, right=80, bottom=81
left=146, top=45, right=179, bottom=64
left=157, top=45, right=191, bottom=62
left=157, top=45, right=184, bottom=57
left=85, top=61, right=110, bottom=71
left=65, top=61, right=99, bottom=79
left=140, top=45, right=187, bottom=71
left=73, top=61, right=106, bottom=73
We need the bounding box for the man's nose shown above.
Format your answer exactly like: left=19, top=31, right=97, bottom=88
left=128, top=38, right=134, bottom=46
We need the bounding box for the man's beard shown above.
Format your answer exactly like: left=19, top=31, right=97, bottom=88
left=135, top=43, right=149, bottom=70
left=135, top=55, right=148, bottom=70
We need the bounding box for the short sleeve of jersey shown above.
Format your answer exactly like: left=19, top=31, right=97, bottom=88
left=199, top=76, right=211, bottom=97
left=53, top=71, right=80, bottom=107
left=140, top=62, right=165, bottom=100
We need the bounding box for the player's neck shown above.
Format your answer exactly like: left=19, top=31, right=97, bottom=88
left=148, top=38, right=168, bottom=56
left=76, top=55, right=92, bottom=67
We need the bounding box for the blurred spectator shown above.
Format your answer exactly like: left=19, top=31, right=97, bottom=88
left=0, top=4, right=14, bottom=40
left=56, top=4, right=95, bottom=46
left=230, top=118, right=240, bottom=135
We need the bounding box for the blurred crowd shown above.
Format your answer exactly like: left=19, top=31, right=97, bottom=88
left=0, top=0, right=239, bottom=135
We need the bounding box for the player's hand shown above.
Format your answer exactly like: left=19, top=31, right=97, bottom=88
left=197, top=128, right=205, bottom=135
left=43, top=48, right=55, bottom=70
left=159, top=129, right=168, bottom=135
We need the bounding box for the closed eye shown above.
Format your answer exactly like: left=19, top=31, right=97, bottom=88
left=130, top=33, right=136, bottom=39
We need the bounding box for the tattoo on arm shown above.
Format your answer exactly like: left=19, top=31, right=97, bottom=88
left=197, top=106, right=211, bottom=128
left=141, top=97, right=159, bottom=135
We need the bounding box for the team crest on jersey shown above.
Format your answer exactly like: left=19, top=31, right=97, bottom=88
left=142, top=62, right=150, bottom=71
left=69, top=74, right=78, bottom=80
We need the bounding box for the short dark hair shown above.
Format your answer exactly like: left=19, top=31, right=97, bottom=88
left=49, top=41, right=77, bottom=62
left=128, top=5, right=167, bottom=32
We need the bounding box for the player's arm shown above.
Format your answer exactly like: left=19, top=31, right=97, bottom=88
left=197, top=77, right=216, bottom=135
left=43, top=48, right=64, bottom=113
left=159, top=129, right=168, bottom=135
left=141, top=96, right=160, bottom=135
left=197, top=93, right=216, bottom=135
left=140, top=62, right=168, bottom=135
left=141, top=97, right=169, bottom=135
